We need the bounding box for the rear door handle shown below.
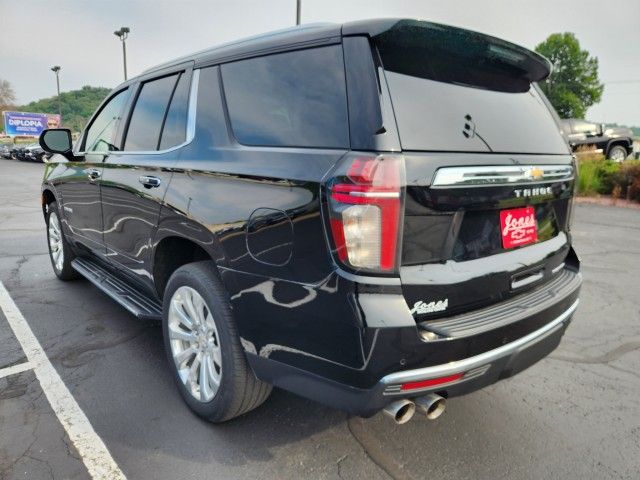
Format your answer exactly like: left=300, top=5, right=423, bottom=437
left=139, top=175, right=161, bottom=188
left=85, top=168, right=101, bottom=180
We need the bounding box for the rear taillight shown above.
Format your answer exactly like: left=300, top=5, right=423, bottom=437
left=326, top=154, right=404, bottom=273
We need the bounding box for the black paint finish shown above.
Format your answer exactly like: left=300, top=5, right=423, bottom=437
left=40, top=19, right=582, bottom=416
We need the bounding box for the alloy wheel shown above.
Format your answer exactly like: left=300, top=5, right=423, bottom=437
left=168, top=286, right=222, bottom=402
left=48, top=212, right=64, bottom=272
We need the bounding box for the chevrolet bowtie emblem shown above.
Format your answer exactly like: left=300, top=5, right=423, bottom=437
left=529, top=167, right=544, bottom=179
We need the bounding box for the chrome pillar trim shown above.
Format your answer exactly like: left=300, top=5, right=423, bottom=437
left=431, top=164, right=574, bottom=187
left=81, top=69, right=200, bottom=157
left=380, top=299, right=579, bottom=386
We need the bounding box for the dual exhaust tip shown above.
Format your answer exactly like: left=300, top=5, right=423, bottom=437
left=383, top=394, right=446, bottom=424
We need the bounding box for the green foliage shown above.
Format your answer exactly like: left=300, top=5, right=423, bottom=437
left=597, top=160, right=622, bottom=194
left=576, top=153, right=640, bottom=202
left=576, top=155, right=603, bottom=196
left=17, top=85, right=111, bottom=133
left=535, top=33, right=604, bottom=119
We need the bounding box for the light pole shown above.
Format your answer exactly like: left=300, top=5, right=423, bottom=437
left=114, top=27, right=130, bottom=81
left=51, top=66, right=62, bottom=119
left=296, top=0, right=301, bottom=25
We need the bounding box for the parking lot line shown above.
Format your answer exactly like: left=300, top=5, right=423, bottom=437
left=0, top=360, right=33, bottom=379
left=0, top=281, right=126, bottom=480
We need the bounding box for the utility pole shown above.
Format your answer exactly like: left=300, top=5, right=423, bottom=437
left=296, top=0, right=301, bottom=25
left=114, top=27, right=130, bottom=81
left=51, top=66, right=62, bottom=118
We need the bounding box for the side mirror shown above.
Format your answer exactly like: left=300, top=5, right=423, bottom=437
left=39, top=129, right=75, bottom=160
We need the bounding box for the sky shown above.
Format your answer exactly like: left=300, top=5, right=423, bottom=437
left=1, top=0, right=639, bottom=125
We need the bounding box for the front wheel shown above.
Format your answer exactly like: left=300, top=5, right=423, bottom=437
left=46, top=202, right=79, bottom=280
left=162, top=261, right=272, bottom=422
left=607, top=145, right=628, bottom=162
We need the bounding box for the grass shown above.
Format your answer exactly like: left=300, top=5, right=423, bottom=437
left=575, top=152, right=604, bottom=196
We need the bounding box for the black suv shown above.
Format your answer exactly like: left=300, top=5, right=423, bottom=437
left=39, top=19, right=581, bottom=424
left=561, top=118, right=634, bottom=161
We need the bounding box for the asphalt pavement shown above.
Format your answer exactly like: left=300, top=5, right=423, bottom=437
left=0, top=158, right=639, bottom=480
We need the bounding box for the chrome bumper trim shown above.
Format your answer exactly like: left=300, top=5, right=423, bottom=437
left=380, top=299, right=579, bottom=385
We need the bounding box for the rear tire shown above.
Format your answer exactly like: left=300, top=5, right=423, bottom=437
left=162, top=261, right=272, bottom=422
left=46, top=202, right=79, bottom=280
left=607, top=145, right=628, bottom=162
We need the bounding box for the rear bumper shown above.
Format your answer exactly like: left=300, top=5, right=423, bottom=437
left=248, top=298, right=578, bottom=417
left=380, top=299, right=577, bottom=396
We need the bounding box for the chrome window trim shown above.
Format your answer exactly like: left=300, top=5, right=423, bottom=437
left=431, top=164, right=574, bottom=188
left=76, top=69, right=200, bottom=157
left=380, top=299, right=579, bottom=386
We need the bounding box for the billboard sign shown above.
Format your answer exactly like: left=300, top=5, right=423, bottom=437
left=2, top=111, right=61, bottom=137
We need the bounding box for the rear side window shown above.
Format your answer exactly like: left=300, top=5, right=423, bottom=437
left=160, top=73, right=190, bottom=150
left=124, top=73, right=179, bottom=151
left=221, top=46, right=349, bottom=149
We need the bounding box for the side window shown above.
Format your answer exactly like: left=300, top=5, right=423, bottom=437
left=159, top=73, right=190, bottom=150
left=124, top=73, right=179, bottom=151
left=83, top=89, right=129, bottom=152
left=221, top=45, right=349, bottom=148
left=572, top=120, right=596, bottom=135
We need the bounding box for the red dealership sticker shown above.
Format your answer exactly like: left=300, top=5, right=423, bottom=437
left=499, top=207, right=537, bottom=249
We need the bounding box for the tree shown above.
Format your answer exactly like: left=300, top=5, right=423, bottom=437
left=0, top=78, right=16, bottom=111
left=18, top=85, right=111, bottom=133
left=535, top=33, right=603, bottom=119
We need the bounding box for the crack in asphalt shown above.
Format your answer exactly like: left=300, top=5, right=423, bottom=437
left=335, top=453, right=348, bottom=479
left=550, top=340, right=640, bottom=365
left=0, top=373, right=41, bottom=479
left=53, top=325, right=154, bottom=368
left=347, top=416, right=415, bottom=480
left=6, top=255, right=29, bottom=289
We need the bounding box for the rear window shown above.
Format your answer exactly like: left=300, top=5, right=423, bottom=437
left=374, top=20, right=569, bottom=154
left=221, top=45, right=349, bottom=149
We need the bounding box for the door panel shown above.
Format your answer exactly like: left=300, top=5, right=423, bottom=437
left=100, top=68, right=192, bottom=291
left=100, top=153, right=177, bottom=289
left=54, top=156, right=104, bottom=254
left=60, top=87, right=132, bottom=256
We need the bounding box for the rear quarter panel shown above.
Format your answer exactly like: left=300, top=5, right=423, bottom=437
left=158, top=65, right=366, bottom=369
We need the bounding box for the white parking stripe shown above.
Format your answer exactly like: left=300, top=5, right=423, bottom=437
left=0, top=281, right=126, bottom=480
left=0, top=361, right=33, bottom=379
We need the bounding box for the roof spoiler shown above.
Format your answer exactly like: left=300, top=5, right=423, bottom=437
left=342, top=19, right=552, bottom=84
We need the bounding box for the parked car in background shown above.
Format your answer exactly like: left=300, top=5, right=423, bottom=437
left=39, top=19, right=581, bottom=424
left=14, top=146, right=27, bottom=161
left=560, top=119, right=633, bottom=161
left=9, top=145, right=20, bottom=159
left=15, top=143, right=44, bottom=162
left=0, top=144, right=12, bottom=159
left=24, top=143, right=47, bottom=162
